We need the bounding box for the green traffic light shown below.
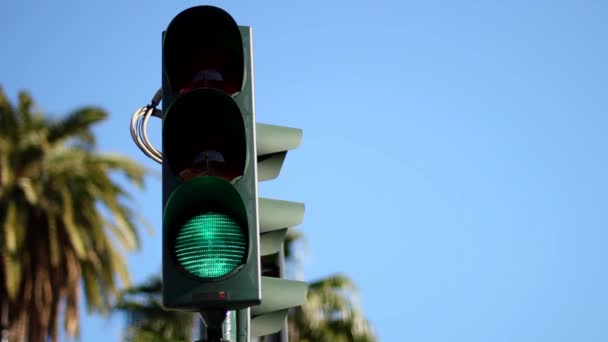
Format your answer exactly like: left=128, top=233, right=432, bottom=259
left=161, top=9, right=263, bottom=310
left=175, top=211, right=246, bottom=278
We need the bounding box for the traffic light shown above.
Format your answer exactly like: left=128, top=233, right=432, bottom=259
left=161, top=6, right=261, bottom=311
left=251, top=124, right=308, bottom=337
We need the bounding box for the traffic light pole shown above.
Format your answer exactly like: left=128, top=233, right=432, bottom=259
left=201, top=309, right=249, bottom=342
left=237, top=309, right=250, bottom=342
left=198, top=310, right=239, bottom=342
left=199, top=310, right=225, bottom=341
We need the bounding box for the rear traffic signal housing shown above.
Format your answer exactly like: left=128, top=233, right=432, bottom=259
left=251, top=124, right=308, bottom=337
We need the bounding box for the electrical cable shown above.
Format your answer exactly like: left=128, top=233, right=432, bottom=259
left=130, top=88, right=163, bottom=163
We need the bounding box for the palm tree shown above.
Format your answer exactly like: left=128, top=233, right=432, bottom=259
left=284, top=229, right=375, bottom=342
left=288, top=274, right=375, bottom=342
left=0, top=87, right=148, bottom=341
left=117, top=229, right=376, bottom=341
left=113, top=277, right=196, bottom=342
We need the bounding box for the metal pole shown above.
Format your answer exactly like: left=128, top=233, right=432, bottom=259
left=236, top=308, right=250, bottom=342
left=198, top=310, right=238, bottom=342
left=199, top=310, right=236, bottom=342
left=223, top=311, right=237, bottom=341
left=199, top=317, right=206, bottom=341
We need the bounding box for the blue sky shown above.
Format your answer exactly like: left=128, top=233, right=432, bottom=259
left=2, top=0, right=608, bottom=341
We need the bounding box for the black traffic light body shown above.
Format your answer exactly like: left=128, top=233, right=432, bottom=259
left=161, top=6, right=261, bottom=311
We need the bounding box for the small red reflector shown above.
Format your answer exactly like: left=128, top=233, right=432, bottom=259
left=192, top=291, right=228, bottom=301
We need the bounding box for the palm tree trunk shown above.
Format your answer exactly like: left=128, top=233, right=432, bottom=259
left=1, top=299, right=8, bottom=342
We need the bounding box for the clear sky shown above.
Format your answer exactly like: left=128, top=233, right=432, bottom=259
left=2, top=0, right=608, bottom=341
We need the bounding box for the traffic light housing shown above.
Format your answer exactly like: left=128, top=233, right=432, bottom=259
left=251, top=124, right=308, bottom=337
left=161, top=6, right=261, bottom=311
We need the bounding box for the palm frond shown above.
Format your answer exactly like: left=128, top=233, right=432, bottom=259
left=284, top=228, right=305, bottom=259
left=1, top=252, right=22, bottom=300
left=290, top=273, right=376, bottom=342
left=106, top=242, right=131, bottom=287
left=58, top=186, right=87, bottom=259
left=17, top=91, right=34, bottom=128
left=0, top=87, right=18, bottom=138
left=96, top=153, right=149, bottom=189
left=3, top=201, right=19, bottom=253
left=113, top=276, right=195, bottom=342
left=47, top=106, right=107, bottom=146
left=119, top=277, right=162, bottom=296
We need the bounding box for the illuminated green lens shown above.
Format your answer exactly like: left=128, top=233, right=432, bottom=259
left=174, top=212, right=246, bottom=278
